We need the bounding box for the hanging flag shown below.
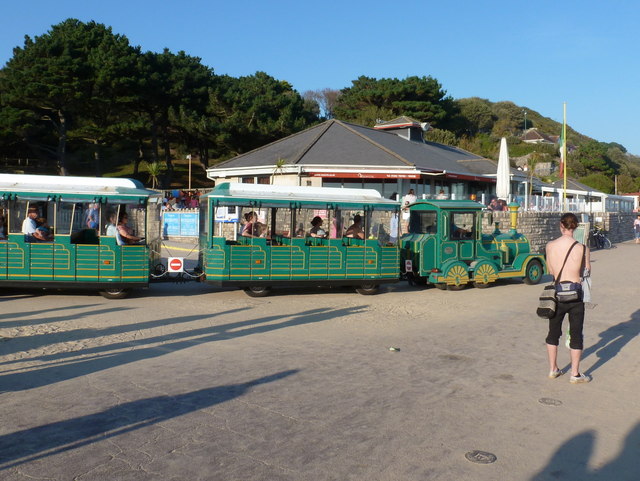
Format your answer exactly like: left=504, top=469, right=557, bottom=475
left=558, top=125, right=565, bottom=177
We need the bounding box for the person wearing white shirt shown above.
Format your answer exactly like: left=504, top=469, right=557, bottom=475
left=401, top=189, right=417, bottom=233
left=22, top=208, right=38, bottom=235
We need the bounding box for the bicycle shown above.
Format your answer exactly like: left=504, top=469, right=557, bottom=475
left=588, top=226, right=612, bottom=250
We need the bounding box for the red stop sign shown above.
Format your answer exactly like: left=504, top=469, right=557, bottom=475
left=168, top=257, right=184, bottom=272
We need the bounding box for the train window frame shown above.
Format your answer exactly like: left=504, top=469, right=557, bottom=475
left=450, top=211, right=476, bottom=240
left=409, top=211, right=438, bottom=235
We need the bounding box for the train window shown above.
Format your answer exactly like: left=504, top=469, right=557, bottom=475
left=56, top=202, right=75, bottom=235
left=146, top=201, right=161, bottom=243
left=342, top=210, right=365, bottom=239
left=328, top=209, right=343, bottom=239
left=274, top=208, right=292, bottom=237
left=450, top=212, right=475, bottom=239
left=409, top=211, right=438, bottom=235
left=126, top=207, right=146, bottom=240
left=198, top=201, right=209, bottom=238
left=239, top=207, right=269, bottom=238
left=9, top=200, right=27, bottom=234
left=294, top=209, right=328, bottom=237
left=0, top=202, right=6, bottom=239
left=369, top=210, right=398, bottom=244
left=102, top=204, right=121, bottom=237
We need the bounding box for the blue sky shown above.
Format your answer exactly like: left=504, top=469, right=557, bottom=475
left=2, top=1, right=639, bottom=154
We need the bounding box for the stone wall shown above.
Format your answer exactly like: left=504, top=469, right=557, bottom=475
left=482, top=211, right=637, bottom=254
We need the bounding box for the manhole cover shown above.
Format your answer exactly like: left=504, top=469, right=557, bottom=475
left=465, top=450, right=497, bottom=464
left=539, top=397, right=563, bottom=406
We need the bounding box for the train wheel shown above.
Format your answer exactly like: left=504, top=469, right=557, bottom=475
left=442, top=263, right=469, bottom=289
left=99, top=288, right=130, bottom=300
left=356, top=284, right=379, bottom=295
left=435, top=283, right=447, bottom=290
left=473, top=262, right=498, bottom=289
left=244, top=286, right=271, bottom=297
left=524, top=259, right=543, bottom=285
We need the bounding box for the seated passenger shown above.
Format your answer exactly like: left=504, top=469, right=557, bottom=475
left=85, top=203, right=99, bottom=229
left=254, top=221, right=268, bottom=238
left=0, top=213, right=6, bottom=239
left=117, top=213, right=142, bottom=244
left=294, top=223, right=305, bottom=237
left=451, top=223, right=471, bottom=239
left=345, top=215, right=365, bottom=239
left=33, top=218, right=54, bottom=242
left=106, top=212, right=118, bottom=237
left=241, top=212, right=259, bottom=237
left=22, top=207, right=38, bottom=236
left=309, top=216, right=326, bottom=238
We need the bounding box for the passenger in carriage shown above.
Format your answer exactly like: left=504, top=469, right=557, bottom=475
left=106, top=212, right=118, bottom=237
left=21, top=207, right=38, bottom=237
left=345, top=214, right=365, bottom=239
left=117, top=212, right=142, bottom=244
left=0, top=212, right=6, bottom=239
left=254, top=221, right=268, bottom=238
left=309, top=216, right=326, bottom=238
left=241, top=212, right=260, bottom=237
left=33, top=218, right=54, bottom=242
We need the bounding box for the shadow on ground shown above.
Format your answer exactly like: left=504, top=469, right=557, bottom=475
left=0, top=370, right=298, bottom=470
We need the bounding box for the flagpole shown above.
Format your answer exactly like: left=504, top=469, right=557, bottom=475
left=563, top=102, right=567, bottom=210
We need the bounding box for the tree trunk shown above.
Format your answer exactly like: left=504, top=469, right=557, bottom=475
left=199, top=145, right=209, bottom=169
left=162, top=125, right=173, bottom=174
left=56, top=110, right=69, bottom=176
left=150, top=117, right=159, bottom=163
left=133, top=139, right=145, bottom=175
left=93, top=139, right=102, bottom=177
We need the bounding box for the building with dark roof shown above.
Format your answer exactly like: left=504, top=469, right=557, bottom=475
left=521, top=128, right=558, bottom=145
left=206, top=118, right=530, bottom=201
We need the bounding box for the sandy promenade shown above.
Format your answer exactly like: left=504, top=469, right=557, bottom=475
left=0, top=240, right=639, bottom=480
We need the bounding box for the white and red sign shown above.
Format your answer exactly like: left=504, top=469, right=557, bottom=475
left=168, top=257, right=184, bottom=273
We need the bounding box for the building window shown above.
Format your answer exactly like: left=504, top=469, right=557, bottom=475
left=257, top=176, right=270, bottom=184
left=242, top=177, right=255, bottom=184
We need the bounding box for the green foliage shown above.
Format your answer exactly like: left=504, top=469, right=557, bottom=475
left=209, top=72, right=318, bottom=156
left=454, top=97, right=494, bottom=135
left=145, top=161, right=163, bottom=188
left=0, top=19, right=148, bottom=175
left=457, top=133, right=497, bottom=157
left=490, top=102, right=523, bottom=136
left=0, top=19, right=318, bottom=179
left=578, top=173, right=614, bottom=194
left=573, top=140, right=617, bottom=176
left=424, top=128, right=457, bottom=146
left=616, top=174, right=636, bottom=194
left=507, top=142, right=557, bottom=158
left=333, top=75, right=456, bottom=129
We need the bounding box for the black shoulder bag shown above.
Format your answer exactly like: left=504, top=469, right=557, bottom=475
left=537, top=241, right=579, bottom=318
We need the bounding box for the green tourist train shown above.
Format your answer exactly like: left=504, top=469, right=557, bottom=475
left=0, top=174, right=162, bottom=298
left=0, top=174, right=546, bottom=298
left=401, top=199, right=546, bottom=289
left=198, top=183, right=401, bottom=296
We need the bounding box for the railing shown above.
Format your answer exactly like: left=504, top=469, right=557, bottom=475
left=421, top=193, right=634, bottom=213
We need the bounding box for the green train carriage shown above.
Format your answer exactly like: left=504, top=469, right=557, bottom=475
left=198, top=182, right=401, bottom=296
left=0, top=174, right=162, bottom=298
left=401, top=199, right=546, bottom=289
